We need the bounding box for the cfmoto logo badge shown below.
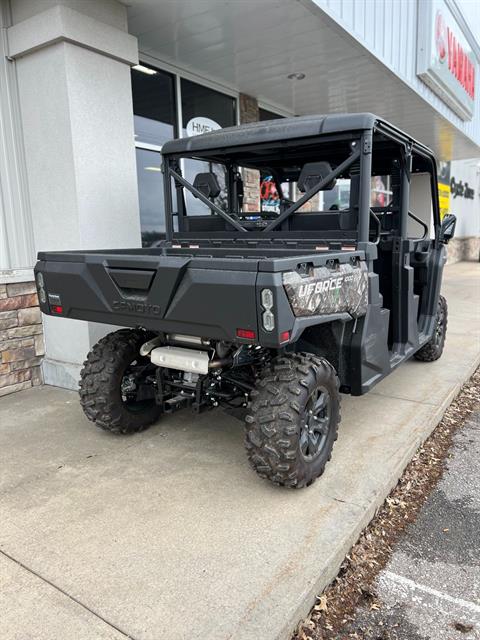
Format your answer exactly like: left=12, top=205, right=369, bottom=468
left=112, top=300, right=161, bottom=315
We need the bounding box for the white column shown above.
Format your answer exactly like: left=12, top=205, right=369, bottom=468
left=7, top=0, right=141, bottom=388
left=0, top=0, right=35, bottom=270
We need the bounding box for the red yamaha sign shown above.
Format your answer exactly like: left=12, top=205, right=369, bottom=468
left=435, top=11, right=475, bottom=99
left=418, top=1, right=477, bottom=120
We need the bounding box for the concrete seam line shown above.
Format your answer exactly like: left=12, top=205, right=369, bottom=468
left=379, top=570, right=480, bottom=616
left=0, top=549, right=137, bottom=640
left=369, top=392, right=438, bottom=406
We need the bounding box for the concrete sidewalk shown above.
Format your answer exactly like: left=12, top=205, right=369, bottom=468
left=0, top=262, right=479, bottom=640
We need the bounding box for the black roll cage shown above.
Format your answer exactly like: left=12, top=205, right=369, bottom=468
left=161, top=122, right=441, bottom=246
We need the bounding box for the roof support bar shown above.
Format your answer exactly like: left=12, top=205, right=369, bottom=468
left=168, top=167, right=247, bottom=233
left=263, top=148, right=361, bottom=232
left=358, top=131, right=372, bottom=243
left=399, top=146, right=412, bottom=238
left=163, top=158, right=175, bottom=241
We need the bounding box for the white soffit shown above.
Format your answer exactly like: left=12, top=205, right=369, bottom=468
left=125, top=0, right=480, bottom=160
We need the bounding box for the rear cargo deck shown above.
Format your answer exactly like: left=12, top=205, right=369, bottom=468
left=37, top=243, right=364, bottom=272
left=36, top=243, right=366, bottom=346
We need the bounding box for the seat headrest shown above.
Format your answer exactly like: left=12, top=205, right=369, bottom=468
left=192, top=172, right=221, bottom=199
left=297, top=162, right=336, bottom=193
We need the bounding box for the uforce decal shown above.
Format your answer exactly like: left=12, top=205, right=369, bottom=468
left=298, top=273, right=359, bottom=297
left=283, top=262, right=368, bottom=318
left=299, top=276, right=340, bottom=297
left=112, top=300, right=161, bottom=315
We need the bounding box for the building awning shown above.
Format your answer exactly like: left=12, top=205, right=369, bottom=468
left=125, top=0, right=480, bottom=160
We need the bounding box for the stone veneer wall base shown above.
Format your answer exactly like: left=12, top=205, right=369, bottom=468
left=0, top=272, right=44, bottom=396
left=446, top=236, right=480, bottom=264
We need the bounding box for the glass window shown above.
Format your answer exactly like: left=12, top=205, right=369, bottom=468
left=181, top=79, right=236, bottom=215
left=258, top=111, right=285, bottom=212
left=131, top=64, right=176, bottom=146
left=131, top=64, right=176, bottom=246
left=132, top=70, right=239, bottom=237
left=323, top=180, right=351, bottom=211
left=259, top=108, right=284, bottom=121
left=135, top=148, right=165, bottom=247
left=371, top=176, right=392, bottom=207
left=181, top=79, right=236, bottom=131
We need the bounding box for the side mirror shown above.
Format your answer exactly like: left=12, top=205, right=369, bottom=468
left=440, top=214, right=457, bottom=244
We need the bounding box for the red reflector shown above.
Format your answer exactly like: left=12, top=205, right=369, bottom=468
left=280, top=330, right=290, bottom=343
left=51, top=305, right=63, bottom=314
left=236, top=328, right=256, bottom=340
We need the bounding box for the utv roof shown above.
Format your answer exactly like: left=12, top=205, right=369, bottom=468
left=161, top=113, right=433, bottom=157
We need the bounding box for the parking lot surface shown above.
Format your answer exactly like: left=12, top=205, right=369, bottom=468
left=339, top=403, right=480, bottom=639
left=0, top=262, right=479, bottom=640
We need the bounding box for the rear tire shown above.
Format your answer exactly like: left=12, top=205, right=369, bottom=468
left=245, top=353, right=340, bottom=489
left=414, top=295, right=448, bottom=362
left=79, top=328, right=161, bottom=434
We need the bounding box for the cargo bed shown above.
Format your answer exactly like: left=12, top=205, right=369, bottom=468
left=35, top=244, right=365, bottom=346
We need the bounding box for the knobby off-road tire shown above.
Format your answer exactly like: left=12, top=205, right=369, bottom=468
left=414, top=295, right=448, bottom=362
left=245, top=353, right=340, bottom=489
left=79, top=328, right=161, bottom=434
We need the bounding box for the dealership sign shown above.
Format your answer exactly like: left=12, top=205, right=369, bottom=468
left=450, top=176, right=475, bottom=199
left=417, top=0, right=477, bottom=120
left=186, top=117, right=221, bottom=137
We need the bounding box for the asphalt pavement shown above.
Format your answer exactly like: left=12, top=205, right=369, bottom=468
left=339, top=403, right=480, bottom=639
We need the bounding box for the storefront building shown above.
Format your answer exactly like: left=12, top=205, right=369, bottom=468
left=0, top=0, right=479, bottom=395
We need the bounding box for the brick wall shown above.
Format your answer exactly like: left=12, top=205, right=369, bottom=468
left=239, top=93, right=259, bottom=124
left=239, top=93, right=261, bottom=212
left=0, top=281, right=44, bottom=396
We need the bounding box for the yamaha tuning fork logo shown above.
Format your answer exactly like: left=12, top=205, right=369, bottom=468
left=435, top=11, right=447, bottom=64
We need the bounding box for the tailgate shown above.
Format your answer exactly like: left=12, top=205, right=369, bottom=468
left=35, top=252, right=260, bottom=341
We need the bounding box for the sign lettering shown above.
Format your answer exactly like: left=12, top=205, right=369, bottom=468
left=417, top=0, right=477, bottom=120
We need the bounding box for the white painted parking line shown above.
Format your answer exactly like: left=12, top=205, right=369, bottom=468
left=379, top=570, right=480, bottom=618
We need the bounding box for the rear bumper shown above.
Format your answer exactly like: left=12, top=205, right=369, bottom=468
left=34, top=258, right=260, bottom=343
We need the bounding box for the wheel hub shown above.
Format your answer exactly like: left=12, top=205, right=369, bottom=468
left=121, top=358, right=156, bottom=411
left=299, top=386, right=331, bottom=461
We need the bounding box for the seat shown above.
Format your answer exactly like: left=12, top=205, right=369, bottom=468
left=192, top=172, right=221, bottom=199
left=297, top=161, right=336, bottom=192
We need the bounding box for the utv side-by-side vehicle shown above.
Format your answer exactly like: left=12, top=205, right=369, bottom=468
left=35, top=113, right=457, bottom=488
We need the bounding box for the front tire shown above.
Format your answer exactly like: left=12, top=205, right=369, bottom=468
left=414, top=295, right=448, bottom=362
left=79, top=328, right=161, bottom=434
left=245, top=353, right=340, bottom=489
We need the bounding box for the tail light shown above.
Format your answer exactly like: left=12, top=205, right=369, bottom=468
left=236, top=328, right=256, bottom=340
left=36, top=272, right=47, bottom=304
left=261, top=288, right=275, bottom=331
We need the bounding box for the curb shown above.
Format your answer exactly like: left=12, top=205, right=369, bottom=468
left=277, top=353, right=480, bottom=640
